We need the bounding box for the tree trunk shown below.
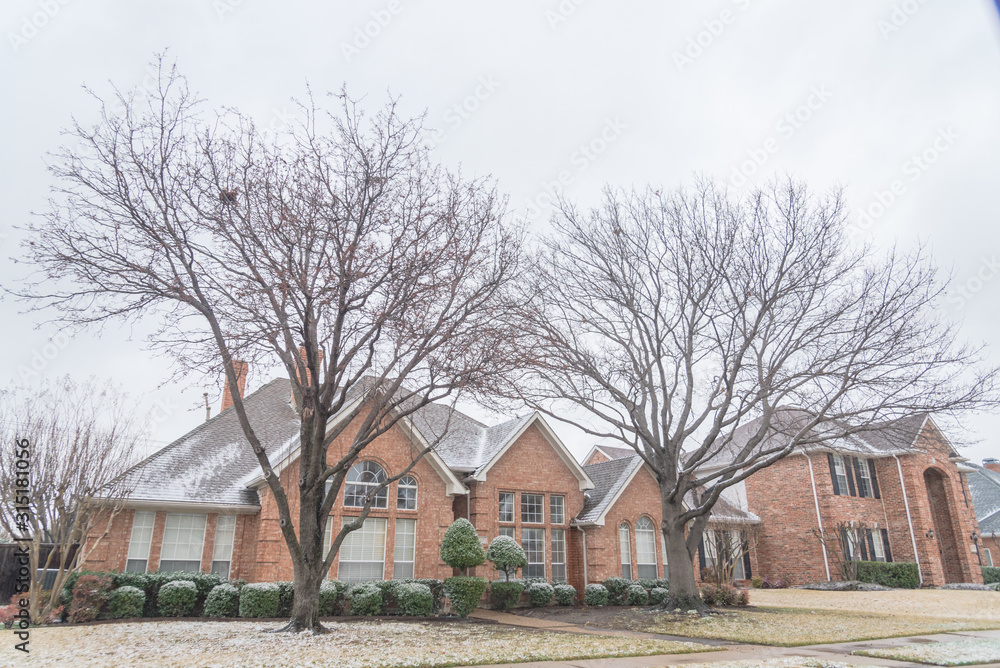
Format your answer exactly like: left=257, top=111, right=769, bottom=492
left=661, top=499, right=709, bottom=611
left=269, top=550, right=327, bottom=633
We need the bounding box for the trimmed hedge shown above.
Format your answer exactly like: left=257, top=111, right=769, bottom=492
left=440, top=519, right=486, bottom=570
left=489, top=581, right=524, bottom=610
left=553, top=584, right=576, bottom=606
left=108, top=586, right=145, bottom=619
left=239, top=583, right=280, bottom=618
left=602, top=577, right=631, bottom=605
left=347, top=582, right=383, bottom=616
left=276, top=581, right=295, bottom=617
left=319, top=580, right=348, bottom=616
left=444, top=576, right=488, bottom=617
left=395, top=582, right=434, bottom=616
left=638, top=578, right=670, bottom=591
left=856, top=561, right=920, bottom=589
left=526, top=582, right=554, bottom=607
left=983, top=566, right=1000, bottom=585
left=584, top=583, right=608, bottom=606
left=204, top=584, right=240, bottom=618
left=649, top=587, right=669, bottom=605
left=158, top=581, right=197, bottom=617
left=626, top=583, right=648, bottom=605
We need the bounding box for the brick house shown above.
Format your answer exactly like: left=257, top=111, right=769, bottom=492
left=968, top=459, right=1000, bottom=569
left=740, top=412, right=983, bottom=586
left=82, top=377, right=982, bottom=590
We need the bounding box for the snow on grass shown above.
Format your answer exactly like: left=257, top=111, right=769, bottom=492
left=664, top=658, right=866, bottom=668
left=855, top=638, right=1000, bottom=666
left=0, top=619, right=714, bottom=667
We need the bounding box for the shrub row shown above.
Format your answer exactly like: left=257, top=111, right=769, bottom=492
left=856, top=562, right=920, bottom=589
left=983, top=566, right=1000, bottom=585
left=62, top=570, right=227, bottom=619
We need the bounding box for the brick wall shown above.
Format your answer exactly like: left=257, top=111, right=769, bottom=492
left=465, top=423, right=585, bottom=589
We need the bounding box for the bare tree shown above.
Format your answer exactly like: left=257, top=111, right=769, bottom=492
left=515, top=180, right=998, bottom=609
left=813, top=520, right=874, bottom=582
left=0, top=376, right=144, bottom=624
left=701, top=521, right=761, bottom=587
left=14, top=60, right=524, bottom=632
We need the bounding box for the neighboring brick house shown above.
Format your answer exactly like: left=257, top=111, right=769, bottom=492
left=740, top=412, right=983, bottom=586
left=967, top=459, right=1000, bottom=569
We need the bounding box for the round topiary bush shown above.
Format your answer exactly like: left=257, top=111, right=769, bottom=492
left=526, top=582, right=554, bottom=607
left=648, top=587, right=669, bottom=605
left=395, top=582, right=434, bottom=616
left=440, top=519, right=486, bottom=572
left=485, top=536, right=527, bottom=581
left=204, top=584, right=240, bottom=618
left=108, top=586, right=145, bottom=619
left=444, top=576, right=488, bottom=617
left=347, top=582, right=383, bottom=616
left=239, top=582, right=280, bottom=618
left=602, top=577, right=631, bottom=605
left=553, top=584, right=576, bottom=606
left=626, top=583, right=649, bottom=605
left=489, top=580, right=525, bottom=609
left=157, top=580, right=198, bottom=617
left=319, top=580, right=347, bottom=616
left=584, top=583, right=608, bottom=606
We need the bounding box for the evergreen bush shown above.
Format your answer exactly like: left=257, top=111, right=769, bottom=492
left=649, top=587, right=669, bottom=605
left=395, top=582, right=434, bottom=616
left=602, top=577, right=631, bottom=605
left=108, top=586, right=145, bottom=619
left=489, top=581, right=524, bottom=609
left=319, top=580, right=347, bottom=616
left=157, top=581, right=197, bottom=617
left=204, top=584, right=240, bottom=618
left=856, top=561, right=920, bottom=589
left=553, top=584, right=576, bottom=606
left=444, top=576, right=488, bottom=617
left=239, top=582, right=280, bottom=618
left=626, top=583, right=648, bottom=605
left=346, top=582, right=383, bottom=616
left=584, top=583, right=608, bottom=606
left=485, top=536, right=527, bottom=581
left=440, top=519, right=486, bottom=571
left=526, top=581, right=554, bottom=607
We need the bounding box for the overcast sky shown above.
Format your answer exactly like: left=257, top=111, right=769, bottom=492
left=2, top=0, right=999, bottom=465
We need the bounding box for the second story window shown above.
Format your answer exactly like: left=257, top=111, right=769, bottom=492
left=830, top=454, right=849, bottom=496
left=499, top=492, right=515, bottom=523
left=521, top=493, right=544, bottom=524
left=344, top=461, right=388, bottom=508
left=550, top=495, right=565, bottom=524
left=397, top=475, right=418, bottom=510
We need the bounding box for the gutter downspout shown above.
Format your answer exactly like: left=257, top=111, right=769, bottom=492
left=578, top=526, right=589, bottom=585
left=894, top=454, right=923, bottom=586
left=806, top=454, right=832, bottom=581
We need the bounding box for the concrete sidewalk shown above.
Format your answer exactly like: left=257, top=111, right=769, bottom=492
left=466, top=611, right=1000, bottom=668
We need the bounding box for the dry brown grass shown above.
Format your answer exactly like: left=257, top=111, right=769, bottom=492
left=748, top=588, right=1000, bottom=621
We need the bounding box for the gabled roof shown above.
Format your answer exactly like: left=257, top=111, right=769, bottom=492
left=119, top=378, right=299, bottom=507
left=582, top=444, right=638, bottom=465
left=576, top=455, right=643, bottom=525
left=968, top=463, right=1000, bottom=537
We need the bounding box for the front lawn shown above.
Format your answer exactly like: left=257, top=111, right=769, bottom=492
left=855, top=638, right=1000, bottom=666
left=0, top=619, right=714, bottom=667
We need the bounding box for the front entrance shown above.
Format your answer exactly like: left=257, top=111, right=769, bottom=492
left=924, top=467, right=963, bottom=583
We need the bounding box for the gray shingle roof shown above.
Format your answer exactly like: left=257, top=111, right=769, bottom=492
left=121, top=378, right=299, bottom=506
left=577, top=455, right=642, bottom=524
left=968, top=463, right=1000, bottom=536
left=409, top=404, right=534, bottom=475
left=594, top=445, right=638, bottom=461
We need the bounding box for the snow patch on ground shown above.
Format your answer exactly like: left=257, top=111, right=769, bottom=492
left=855, top=638, right=1000, bottom=665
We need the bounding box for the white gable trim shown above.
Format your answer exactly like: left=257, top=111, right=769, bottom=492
left=395, top=414, right=469, bottom=497
left=582, top=444, right=620, bottom=466
left=472, top=412, right=595, bottom=491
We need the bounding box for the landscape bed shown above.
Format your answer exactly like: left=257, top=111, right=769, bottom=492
left=0, top=619, right=714, bottom=668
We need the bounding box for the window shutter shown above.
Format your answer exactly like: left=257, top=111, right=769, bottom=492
left=698, top=535, right=707, bottom=571
left=882, top=529, right=892, bottom=563
left=869, top=460, right=881, bottom=499
left=827, top=453, right=842, bottom=495
left=859, top=530, right=869, bottom=561
left=852, top=457, right=867, bottom=497
left=742, top=540, right=752, bottom=579
left=844, top=456, right=857, bottom=496
left=866, top=530, right=876, bottom=561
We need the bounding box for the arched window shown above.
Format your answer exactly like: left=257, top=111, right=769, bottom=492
left=635, top=517, right=658, bottom=579
left=397, top=475, right=417, bottom=510
left=619, top=522, right=632, bottom=579
left=344, top=461, right=388, bottom=508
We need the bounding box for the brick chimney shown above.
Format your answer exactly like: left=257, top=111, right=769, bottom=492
left=984, top=458, right=1000, bottom=474
left=221, top=360, right=248, bottom=413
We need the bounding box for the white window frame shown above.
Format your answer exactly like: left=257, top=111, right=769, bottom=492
left=986, top=548, right=994, bottom=568
left=635, top=517, right=658, bottom=579
left=551, top=528, right=566, bottom=582
left=211, top=515, right=237, bottom=579
left=344, top=461, right=388, bottom=509
left=159, top=513, right=207, bottom=573
left=550, top=495, right=565, bottom=525
left=522, top=527, right=545, bottom=579
left=521, top=493, right=544, bottom=524
left=619, top=522, right=632, bottom=579
left=338, top=517, right=387, bottom=582
left=126, top=511, right=156, bottom=573
left=856, top=458, right=873, bottom=498
left=498, top=526, right=515, bottom=539
left=393, top=518, right=416, bottom=579
left=498, top=492, right=515, bottom=524
left=832, top=454, right=849, bottom=495
left=397, top=475, right=418, bottom=511
left=870, top=527, right=886, bottom=562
